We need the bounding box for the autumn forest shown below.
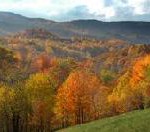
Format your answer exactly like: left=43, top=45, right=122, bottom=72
left=0, top=27, right=150, bottom=132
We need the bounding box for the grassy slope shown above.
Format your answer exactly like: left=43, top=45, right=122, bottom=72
left=58, top=109, right=150, bottom=132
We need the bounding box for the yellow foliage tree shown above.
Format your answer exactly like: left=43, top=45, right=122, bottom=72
left=25, top=73, right=55, bottom=131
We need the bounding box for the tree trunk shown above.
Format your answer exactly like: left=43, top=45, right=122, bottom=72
left=12, top=112, right=20, bottom=132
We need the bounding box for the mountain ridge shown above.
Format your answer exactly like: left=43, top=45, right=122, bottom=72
left=0, top=11, right=150, bottom=43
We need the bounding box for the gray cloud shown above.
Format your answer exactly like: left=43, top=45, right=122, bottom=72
left=143, top=0, right=150, bottom=13
left=104, top=0, right=114, bottom=6
left=111, top=6, right=134, bottom=21
left=120, top=0, right=128, bottom=4
left=50, top=5, right=105, bottom=21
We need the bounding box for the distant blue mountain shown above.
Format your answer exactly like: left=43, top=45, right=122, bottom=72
left=0, top=12, right=150, bottom=44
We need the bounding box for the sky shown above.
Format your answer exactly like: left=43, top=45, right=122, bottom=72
left=0, top=0, right=150, bottom=21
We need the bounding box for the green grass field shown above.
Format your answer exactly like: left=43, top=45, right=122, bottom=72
left=58, top=109, right=150, bottom=132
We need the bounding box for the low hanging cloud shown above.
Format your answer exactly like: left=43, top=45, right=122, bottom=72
left=0, top=0, right=150, bottom=21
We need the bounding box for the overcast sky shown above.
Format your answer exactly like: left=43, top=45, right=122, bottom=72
left=0, top=0, right=150, bottom=21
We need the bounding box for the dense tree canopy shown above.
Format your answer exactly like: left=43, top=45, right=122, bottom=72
left=1, top=35, right=150, bottom=132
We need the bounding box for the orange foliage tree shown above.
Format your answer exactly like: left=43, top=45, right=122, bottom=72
left=32, top=54, right=53, bottom=72
left=130, top=55, right=150, bottom=86
left=130, top=55, right=150, bottom=108
left=55, top=69, right=109, bottom=127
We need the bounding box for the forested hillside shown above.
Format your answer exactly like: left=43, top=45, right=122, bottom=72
left=0, top=28, right=150, bottom=132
